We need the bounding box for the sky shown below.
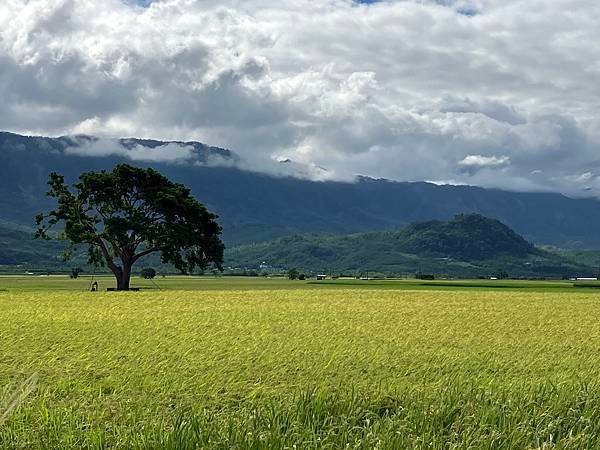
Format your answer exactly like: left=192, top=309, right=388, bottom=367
left=1, top=0, right=600, bottom=196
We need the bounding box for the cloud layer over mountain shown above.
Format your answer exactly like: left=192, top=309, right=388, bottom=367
left=2, top=0, right=600, bottom=195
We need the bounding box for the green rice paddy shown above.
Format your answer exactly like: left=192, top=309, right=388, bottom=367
left=2, top=277, right=600, bottom=448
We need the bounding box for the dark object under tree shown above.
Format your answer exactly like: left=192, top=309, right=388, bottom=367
left=35, top=164, right=224, bottom=290
left=140, top=267, right=157, bottom=279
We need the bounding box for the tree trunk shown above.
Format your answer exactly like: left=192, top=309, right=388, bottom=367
left=116, top=263, right=132, bottom=291
left=111, top=263, right=132, bottom=291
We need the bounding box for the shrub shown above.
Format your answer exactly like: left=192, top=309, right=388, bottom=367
left=141, top=267, right=157, bottom=279
left=288, top=268, right=299, bottom=280
left=496, top=270, right=509, bottom=280
left=415, top=272, right=435, bottom=280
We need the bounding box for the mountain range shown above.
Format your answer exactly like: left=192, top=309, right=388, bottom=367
left=2, top=131, right=600, bottom=250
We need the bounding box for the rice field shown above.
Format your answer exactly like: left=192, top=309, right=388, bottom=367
left=3, top=284, right=600, bottom=448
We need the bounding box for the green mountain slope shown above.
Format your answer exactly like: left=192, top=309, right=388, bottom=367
left=225, top=215, right=593, bottom=278
left=544, top=247, right=600, bottom=270
left=0, top=221, right=65, bottom=266
left=5, top=131, right=600, bottom=248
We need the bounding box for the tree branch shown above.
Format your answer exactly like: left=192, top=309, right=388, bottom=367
left=95, top=238, right=121, bottom=275
left=132, top=246, right=161, bottom=263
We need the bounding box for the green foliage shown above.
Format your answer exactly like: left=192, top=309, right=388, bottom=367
left=35, top=164, right=224, bottom=290
left=287, top=268, right=299, bottom=280
left=140, top=267, right=157, bottom=279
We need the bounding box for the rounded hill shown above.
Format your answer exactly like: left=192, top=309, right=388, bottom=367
left=394, top=214, right=538, bottom=261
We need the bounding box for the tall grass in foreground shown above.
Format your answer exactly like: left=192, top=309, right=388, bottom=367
left=4, top=383, right=600, bottom=448
left=150, top=383, right=600, bottom=450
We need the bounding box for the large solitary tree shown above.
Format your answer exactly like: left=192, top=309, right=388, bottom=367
left=35, top=164, right=224, bottom=291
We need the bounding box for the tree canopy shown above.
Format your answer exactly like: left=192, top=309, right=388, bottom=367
left=35, top=164, right=224, bottom=290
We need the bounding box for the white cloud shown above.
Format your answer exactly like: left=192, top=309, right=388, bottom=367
left=459, top=155, right=511, bottom=168
left=63, top=138, right=196, bottom=163
left=1, top=0, right=600, bottom=195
